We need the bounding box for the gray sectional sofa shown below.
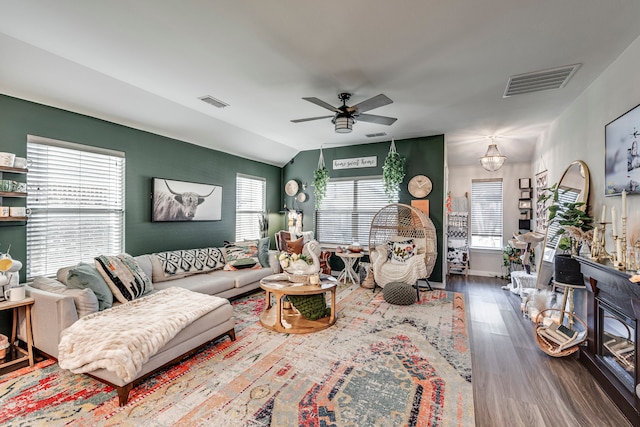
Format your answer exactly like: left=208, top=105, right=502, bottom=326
left=21, top=246, right=279, bottom=405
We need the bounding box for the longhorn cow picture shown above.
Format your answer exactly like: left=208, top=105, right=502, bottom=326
left=152, top=178, right=222, bottom=222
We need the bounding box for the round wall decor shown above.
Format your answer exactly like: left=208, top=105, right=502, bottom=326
left=297, top=192, right=307, bottom=203
left=285, top=179, right=299, bottom=197
left=408, top=175, right=432, bottom=198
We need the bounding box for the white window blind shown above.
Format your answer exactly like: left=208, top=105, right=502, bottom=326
left=471, top=179, right=503, bottom=249
left=26, top=136, right=125, bottom=279
left=316, top=176, right=397, bottom=247
left=235, top=174, right=266, bottom=241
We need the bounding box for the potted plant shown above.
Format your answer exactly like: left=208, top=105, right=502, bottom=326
left=313, top=148, right=329, bottom=209
left=382, top=140, right=405, bottom=201
left=538, top=183, right=593, bottom=285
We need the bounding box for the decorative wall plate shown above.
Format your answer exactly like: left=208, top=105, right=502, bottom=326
left=408, top=175, right=432, bottom=198
left=297, top=192, right=307, bottom=202
left=285, top=179, right=299, bottom=196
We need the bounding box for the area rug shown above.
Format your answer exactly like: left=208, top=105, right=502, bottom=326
left=0, top=284, right=474, bottom=426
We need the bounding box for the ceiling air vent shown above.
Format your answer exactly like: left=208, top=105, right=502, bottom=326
left=365, top=132, right=387, bottom=138
left=198, top=95, right=229, bottom=108
left=503, top=64, right=581, bottom=97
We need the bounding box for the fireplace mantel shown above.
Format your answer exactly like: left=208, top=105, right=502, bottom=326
left=576, top=256, right=639, bottom=425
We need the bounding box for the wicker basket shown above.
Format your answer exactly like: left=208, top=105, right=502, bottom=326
left=285, top=271, right=310, bottom=283
left=534, top=308, right=587, bottom=357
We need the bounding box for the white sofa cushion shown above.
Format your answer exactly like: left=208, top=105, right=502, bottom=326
left=31, top=276, right=99, bottom=318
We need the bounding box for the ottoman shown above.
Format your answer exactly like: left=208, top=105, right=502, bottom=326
left=382, top=282, right=418, bottom=305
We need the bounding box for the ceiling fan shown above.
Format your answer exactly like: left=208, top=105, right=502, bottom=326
left=291, top=93, right=397, bottom=133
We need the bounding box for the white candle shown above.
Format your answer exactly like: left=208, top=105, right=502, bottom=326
left=612, top=206, right=618, bottom=236
left=617, top=238, right=623, bottom=263
left=622, top=190, right=627, bottom=218
left=601, top=205, right=606, bottom=223
left=592, top=226, right=599, bottom=244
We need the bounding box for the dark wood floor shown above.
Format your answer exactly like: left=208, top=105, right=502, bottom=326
left=445, top=274, right=632, bottom=427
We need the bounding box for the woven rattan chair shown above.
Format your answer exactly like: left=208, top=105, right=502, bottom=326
left=368, top=203, right=437, bottom=289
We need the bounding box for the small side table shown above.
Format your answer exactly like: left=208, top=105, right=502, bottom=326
left=336, top=252, right=363, bottom=284
left=552, top=281, right=585, bottom=329
left=0, top=296, right=35, bottom=370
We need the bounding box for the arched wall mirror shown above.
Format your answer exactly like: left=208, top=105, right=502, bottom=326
left=535, top=160, right=590, bottom=289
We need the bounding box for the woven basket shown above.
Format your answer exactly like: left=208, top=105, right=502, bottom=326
left=534, top=308, right=587, bottom=357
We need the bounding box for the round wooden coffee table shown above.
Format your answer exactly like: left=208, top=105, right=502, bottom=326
left=259, top=273, right=337, bottom=334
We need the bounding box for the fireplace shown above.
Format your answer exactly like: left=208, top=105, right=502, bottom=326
left=600, top=300, right=635, bottom=392
left=577, top=256, right=640, bottom=425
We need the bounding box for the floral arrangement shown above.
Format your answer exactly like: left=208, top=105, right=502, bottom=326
left=278, top=252, right=313, bottom=270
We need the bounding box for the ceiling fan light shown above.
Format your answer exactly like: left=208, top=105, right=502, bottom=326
left=334, top=116, right=354, bottom=133
left=480, top=143, right=506, bottom=171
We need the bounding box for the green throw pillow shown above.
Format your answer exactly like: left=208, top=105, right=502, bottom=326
left=66, top=262, right=113, bottom=311
left=258, top=237, right=270, bottom=267
left=287, top=294, right=331, bottom=321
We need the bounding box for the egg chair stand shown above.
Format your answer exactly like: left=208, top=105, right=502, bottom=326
left=368, top=203, right=438, bottom=292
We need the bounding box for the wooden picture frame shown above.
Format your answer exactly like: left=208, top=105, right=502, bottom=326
left=519, top=178, right=531, bottom=189
left=520, top=190, right=531, bottom=199
left=518, top=199, right=532, bottom=209
left=152, top=178, right=222, bottom=222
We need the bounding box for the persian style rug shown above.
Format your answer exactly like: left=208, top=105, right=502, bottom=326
left=0, top=284, right=474, bottom=426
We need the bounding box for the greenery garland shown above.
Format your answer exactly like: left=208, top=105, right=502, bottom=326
left=313, top=167, right=329, bottom=209
left=382, top=141, right=405, bottom=201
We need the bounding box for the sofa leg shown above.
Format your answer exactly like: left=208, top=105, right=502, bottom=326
left=117, top=383, right=133, bottom=406
left=227, top=328, right=236, bottom=341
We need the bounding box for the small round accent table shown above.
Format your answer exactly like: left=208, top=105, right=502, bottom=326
left=336, top=252, right=363, bottom=284
left=259, top=274, right=337, bottom=334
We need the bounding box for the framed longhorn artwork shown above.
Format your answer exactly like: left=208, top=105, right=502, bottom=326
left=152, top=178, right=222, bottom=222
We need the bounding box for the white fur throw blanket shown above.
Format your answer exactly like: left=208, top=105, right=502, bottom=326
left=58, top=287, right=229, bottom=383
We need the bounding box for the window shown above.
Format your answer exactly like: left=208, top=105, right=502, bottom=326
left=26, top=135, right=125, bottom=279
left=235, top=173, right=266, bottom=241
left=316, top=176, right=397, bottom=246
left=471, top=179, right=503, bottom=249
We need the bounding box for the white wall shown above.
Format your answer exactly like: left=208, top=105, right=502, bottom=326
left=534, top=34, right=640, bottom=252
left=448, top=161, right=531, bottom=277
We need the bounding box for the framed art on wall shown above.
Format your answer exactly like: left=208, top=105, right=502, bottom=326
left=519, top=178, right=531, bottom=189
left=605, top=102, right=640, bottom=195
left=152, top=178, right=222, bottom=222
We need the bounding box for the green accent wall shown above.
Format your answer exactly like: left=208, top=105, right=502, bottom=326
left=283, top=136, right=445, bottom=282
left=0, top=94, right=282, bottom=335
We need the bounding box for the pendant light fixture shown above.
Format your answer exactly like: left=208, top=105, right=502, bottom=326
left=480, top=137, right=506, bottom=171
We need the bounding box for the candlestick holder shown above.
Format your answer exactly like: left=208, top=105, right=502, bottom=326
left=596, top=222, right=612, bottom=262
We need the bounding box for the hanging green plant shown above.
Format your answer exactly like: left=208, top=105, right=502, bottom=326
left=313, top=148, right=329, bottom=209
left=382, top=140, right=405, bottom=201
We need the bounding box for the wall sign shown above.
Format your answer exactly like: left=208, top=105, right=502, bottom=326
left=332, top=156, right=377, bottom=170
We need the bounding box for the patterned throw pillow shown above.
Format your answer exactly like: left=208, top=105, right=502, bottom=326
left=224, top=241, right=262, bottom=271
left=386, top=237, right=414, bottom=261
left=153, top=247, right=226, bottom=282
left=95, top=254, right=154, bottom=303
left=390, top=239, right=416, bottom=264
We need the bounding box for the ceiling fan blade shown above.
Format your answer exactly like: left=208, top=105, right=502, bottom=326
left=357, top=113, right=397, bottom=126
left=291, top=115, right=333, bottom=123
left=348, top=94, right=393, bottom=114
left=302, top=97, right=340, bottom=112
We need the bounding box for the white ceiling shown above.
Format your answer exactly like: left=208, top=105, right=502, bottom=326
left=1, top=1, right=640, bottom=167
